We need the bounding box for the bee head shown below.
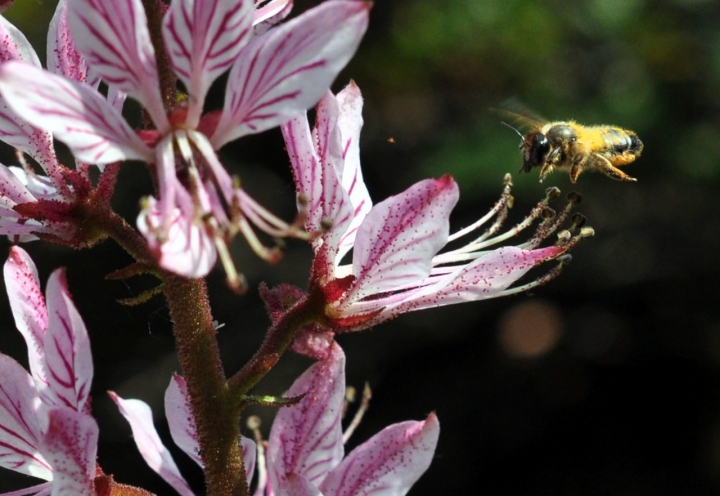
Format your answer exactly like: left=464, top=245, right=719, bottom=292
left=521, top=132, right=551, bottom=173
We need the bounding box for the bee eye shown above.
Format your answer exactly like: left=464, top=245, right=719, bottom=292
left=530, top=135, right=551, bottom=165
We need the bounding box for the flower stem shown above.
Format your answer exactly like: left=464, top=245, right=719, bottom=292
left=228, top=288, right=326, bottom=400
left=92, top=205, right=248, bottom=495
left=161, top=274, right=248, bottom=496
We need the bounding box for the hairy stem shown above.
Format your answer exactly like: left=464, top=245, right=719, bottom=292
left=161, top=274, right=248, bottom=496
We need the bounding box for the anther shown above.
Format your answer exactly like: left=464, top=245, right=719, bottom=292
left=557, top=254, right=572, bottom=264
left=545, top=187, right=561, bottom=201
left=556, top=230, right=572, bottom=245
left=503, top=173, right=513, bottom=186
left=580, top=226, right=595, bottom=238
left=541, top=207, right=556, bottom=220
left=571, top=213, right=586, bottom=229
left=566, top=191, right=582, bottom=204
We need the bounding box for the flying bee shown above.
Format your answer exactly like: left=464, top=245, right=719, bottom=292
left=495, top=104, right=643, bottom=183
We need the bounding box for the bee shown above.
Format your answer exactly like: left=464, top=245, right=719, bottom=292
left=496, top=104, right=643, bottom=183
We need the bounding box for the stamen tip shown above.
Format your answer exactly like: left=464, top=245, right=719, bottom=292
left=557, top=254, right=573, bottom=264
left=571, top=213, right=586, bottom=228
left=545, top=187, right=561, bottom=200
left=567, top=191, right=582, bottom=204
left=556, top=230, right=572, bottom=244
left=246, top=415, right=261, bottom=430
left=580, top=226, right=595, bottom=238
left=503, top=173, right=513, bottom=186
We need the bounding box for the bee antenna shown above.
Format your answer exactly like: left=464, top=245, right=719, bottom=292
left=500, top=121, right=525, bottom=140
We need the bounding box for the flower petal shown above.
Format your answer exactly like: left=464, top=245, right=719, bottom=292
left=253, top=0, right=293, bottom=36
left=319, top=413, right=440, bottom=496
left=346, top=176, right=459, bottom=303
left=267, top=342, right=345, bottom=488
left=281, top=106, right=352, bottom=257
left=276, top=473, right=323, bottom=496
left=164, top=374, right=202, bottom=467
left=394, top=246, right=563, bottom=313
left=42, top=269, right=93, bottom=412
left=41, top=408, right=98, bottom=496
left=110, top=392, right=195, bottom=496
left=211, top=0, right=370, bottom=148
left=0, top=62, right=153, bottom=164
left=0, top=17, right=59, bottom=173
left=67, top=0, right=168, bottom=129
left=163, top=0, right=254, bottom=125
left=4, top=246, right=49, bottom=390
left=165, top=374, right=256, bottom=478
left=335, top=81, right=371, bottom=258
left=47, top=0, right=98, bottom=86
left=137, top=196, right=218, bottom=279
left=0, top=353, right=50, bottom=480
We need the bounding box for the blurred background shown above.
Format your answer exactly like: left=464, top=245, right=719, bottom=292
left=1, top=0, right=720, bottom=493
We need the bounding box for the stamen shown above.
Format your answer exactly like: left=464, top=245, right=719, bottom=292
left=342, top=382, right=372, bottom=445
left=247, top=416, right=268, bottom=495
left=447, top=174, right=513, bottom=243
left=214, top=233, right=248, bottom=294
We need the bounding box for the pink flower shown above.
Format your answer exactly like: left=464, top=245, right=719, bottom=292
left=0, top=246, right=97, bottom=495
left=0, top=0, right=370, bottom=282
left=261, top=342, right=439, bottom=496
left=0, top=1, right=114, bottom=243
left=110, top=374, right=257, bottom=496
left=282, top=83, right=593, bottom=332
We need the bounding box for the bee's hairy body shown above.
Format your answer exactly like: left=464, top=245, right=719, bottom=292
left=521, top=121, right=643, bottom=183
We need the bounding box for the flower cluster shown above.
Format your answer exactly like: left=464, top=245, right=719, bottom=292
left=0, top=0, right=597, bottom=495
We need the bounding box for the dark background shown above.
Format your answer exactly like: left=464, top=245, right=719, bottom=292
left=2, top=0, right=720, bottom=494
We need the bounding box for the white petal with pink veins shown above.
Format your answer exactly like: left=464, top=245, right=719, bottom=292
left=335, top=82, right=371, bottom=259
left=163, top=0, right=254, bottom=125
left=137, top=196, right=218, bottom=279
left=347, top=177, right=459, bottom=303
left=211, top=0, right=370, bottom=148
left=67, top=0, right=168, bottom=130
left=319, top=414, right=439, bottom=496
left=0, top=62, right=153, bottom=165
left=43, top=269, right=93, bottom=412
left=396, top=246, right=563, bottom=312
left=276, top=473, right=323, bottom=496
left=253, top=0, right=293, bottom=36
left=268, top=342, right=345, bottom=489
left=42, top=408, right=97, bottom=496
left=0, top=17, right=60, bottom=172
left=110, top=392, right=195, bottom=496
left=0, top=354, right=50, bottom=480
left=0, top=16, right=40, bottom=66
left=4, top=246, right=49, bottom=392
left=47, top=0, right=98, bottom=87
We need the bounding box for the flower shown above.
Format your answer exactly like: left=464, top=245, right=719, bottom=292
left=282, top=82, right=594, bottom=332
left=0, top=0, right=370, bottom=284
left=262, top=342, right=439, bottom=496
left=0, top=246, right=98, bottom=496
left=110, top=374, right=257, bottom=496
left=0, top=0, right=115, bottom=244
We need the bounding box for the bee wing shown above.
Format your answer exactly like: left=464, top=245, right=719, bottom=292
left=491, top=98, right=548, bottom=131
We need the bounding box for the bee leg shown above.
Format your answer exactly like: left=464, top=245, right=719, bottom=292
left=593, top=154, right=637, bottom=182
left=569, top=163, right=582, bottom=183
left=569, top=154, right=588, bottom=183
left=538, top=163, right=554, bottom=182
